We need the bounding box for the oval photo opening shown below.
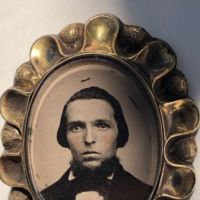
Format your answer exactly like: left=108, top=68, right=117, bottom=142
left=25, top=55, right=162, bottom=200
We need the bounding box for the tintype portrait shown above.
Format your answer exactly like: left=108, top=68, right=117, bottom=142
left=41, top=86, right=152, bottom=200
left=25, top=57, right=161, bottom=200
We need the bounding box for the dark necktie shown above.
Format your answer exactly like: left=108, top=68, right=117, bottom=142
left=69, top=177, right=112, bottom=199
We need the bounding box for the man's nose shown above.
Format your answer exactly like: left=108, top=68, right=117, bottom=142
left=84, top=126, right=96, bottom=145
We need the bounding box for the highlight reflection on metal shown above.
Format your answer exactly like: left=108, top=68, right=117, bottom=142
left=0, top=14, right=199, bottom=200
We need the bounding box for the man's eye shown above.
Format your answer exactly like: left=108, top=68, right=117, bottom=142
left=70, top=125, right=82, bottom=133
left=96, top=122, right=110, bottom=130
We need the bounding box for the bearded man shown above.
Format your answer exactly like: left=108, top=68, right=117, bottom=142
left=41, top=87, right=152, bottom=200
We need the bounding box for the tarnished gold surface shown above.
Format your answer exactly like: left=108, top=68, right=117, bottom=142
left=133, top=40, right=176, bottom=82
left=154, top=69, right=189, bottom=103
left=9, top=189, right=30, bottom=200
left=1, top=123, right=22, bottom=151
left=161, top=100, right=199, bottom=135
left=58, top=23, right=84, bottom=55
left=30, top=36, right=61, bottom=76
left=14, top=62, right=40, bottom=92
left=158, top=165, right=195, bottom=199
left=173, top=137, right=197, bottom=162
left=0, top=14, right=199, bottom=200
left=0, top=89, right=29, bottom=131
left=115, top=24, right=151, bottom=56
left=83, top=14, right=119, bottom=52
left=0, top=156, right=28, bottom=189
left=167, top=136, right=197, bottom=163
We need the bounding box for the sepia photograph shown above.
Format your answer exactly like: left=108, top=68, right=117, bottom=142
left=25, top=57, right=162, bottom=200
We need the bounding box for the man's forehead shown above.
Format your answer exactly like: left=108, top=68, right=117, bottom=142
left=65, top=99, right=115, bottom=121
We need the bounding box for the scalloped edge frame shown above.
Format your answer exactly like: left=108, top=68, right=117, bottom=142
left=0, top=14, right=199, bottom=200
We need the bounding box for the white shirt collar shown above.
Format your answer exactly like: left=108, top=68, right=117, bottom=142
left=68, top=170, right=114, bottom=181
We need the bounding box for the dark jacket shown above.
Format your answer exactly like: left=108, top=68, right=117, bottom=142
left=41, top=164, right=152, bottom=200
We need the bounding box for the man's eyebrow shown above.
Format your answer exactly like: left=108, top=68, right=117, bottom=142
left=66, top=121, right=85, bottom=127
left=94, top=119, right=112, bottom=124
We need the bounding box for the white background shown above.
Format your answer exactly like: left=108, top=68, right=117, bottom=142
left=0, top=0, right=199, bottom=199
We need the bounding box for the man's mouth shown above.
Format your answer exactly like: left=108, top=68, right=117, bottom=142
left=82, top=151, right=100, bottom=155
left=81, top=151, right=100, bottom=162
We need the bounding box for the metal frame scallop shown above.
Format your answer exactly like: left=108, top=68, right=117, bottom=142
left=0, top=14, right=199, bottom=200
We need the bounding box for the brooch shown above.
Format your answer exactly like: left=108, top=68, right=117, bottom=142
left=0, top=14, right=199, bottom=200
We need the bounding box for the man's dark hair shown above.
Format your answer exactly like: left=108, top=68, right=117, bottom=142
left=57, top=86, right=129, bottom=148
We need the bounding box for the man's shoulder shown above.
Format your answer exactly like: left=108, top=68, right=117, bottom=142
left=40, top=169, right=71, bottom=200
left=116, top=164, right=150, bottom=187
left=110, top=164, right=153, bottom=200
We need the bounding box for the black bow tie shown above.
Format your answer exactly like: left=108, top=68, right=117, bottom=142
left=69, top=177, right=112, bottom=198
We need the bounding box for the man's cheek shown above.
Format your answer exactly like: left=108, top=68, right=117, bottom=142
left=69, top=145, right=81, bottom=158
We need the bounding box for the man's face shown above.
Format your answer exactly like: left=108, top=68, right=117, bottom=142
left=66, top=99, right=118, bottom=169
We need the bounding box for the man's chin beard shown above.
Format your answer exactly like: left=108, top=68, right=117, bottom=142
left=70, top=156, right=119, bottom=180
